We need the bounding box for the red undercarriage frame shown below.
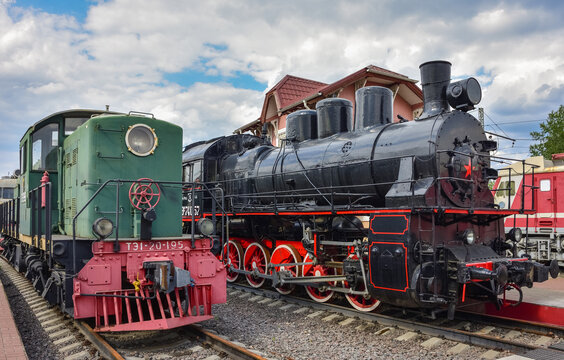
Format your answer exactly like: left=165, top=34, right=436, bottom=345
left=461, top=258, right=529, bottom=303
left=72, top=238, right=226, bottom=332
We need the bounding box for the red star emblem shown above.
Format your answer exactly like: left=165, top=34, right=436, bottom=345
left=464, top=159, right=474, bottom=178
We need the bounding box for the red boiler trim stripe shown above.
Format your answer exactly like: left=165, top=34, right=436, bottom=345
left=183, top=209, right=411, bottom=219
left=182, top=208, right=534, bottom=219
left=433, top=209, right=536, bottom=215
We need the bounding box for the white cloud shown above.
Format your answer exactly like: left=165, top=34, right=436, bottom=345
left=0, top=0, right=563, bottom=175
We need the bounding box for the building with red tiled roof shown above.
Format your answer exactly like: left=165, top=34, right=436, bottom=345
left=234, top=64, right=424, bottom=145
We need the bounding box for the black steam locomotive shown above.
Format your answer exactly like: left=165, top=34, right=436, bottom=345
left=182, top=61, right=558, bottom=315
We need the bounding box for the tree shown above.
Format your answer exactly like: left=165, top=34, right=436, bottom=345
left=529, top=105, right=564, bottom=159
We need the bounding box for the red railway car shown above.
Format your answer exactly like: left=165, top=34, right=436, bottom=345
left=493, top=153, right=564, bottom=266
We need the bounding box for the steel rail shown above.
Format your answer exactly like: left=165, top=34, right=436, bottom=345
left=75, top=321, right=125, bottom=360
left=184, top=326, right=275, bottom=360
left=0, top=255, right=124, bottom=360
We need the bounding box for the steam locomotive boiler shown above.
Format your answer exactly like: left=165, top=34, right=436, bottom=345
left=183, top=61, right=558, bottom=315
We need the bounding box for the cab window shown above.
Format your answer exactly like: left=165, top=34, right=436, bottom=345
left=32, top=123, right=59, bottom=171
left=64, top=117, right=89, bottom=135
left=20, top=141, right=27, bottom=173
left=183, top=164, right=192, bottom=183
left=495, top=181, right=515, bottom=197
left=2, top=187, right=14, bottom=199
left=183, top=161, right=203, bottom=183
left=193, top=161, right=202, bottom=182
left=540, top=179, right=551, bottom=192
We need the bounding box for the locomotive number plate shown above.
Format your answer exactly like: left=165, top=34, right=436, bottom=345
left=125, top=240, right=185, bottom=251
left=182, top=206, right=200, bottom=216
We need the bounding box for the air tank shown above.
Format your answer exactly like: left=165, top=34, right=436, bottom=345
left=316, top=98, right=353, bottom=138
left=354, top=86, right=393, bottom=130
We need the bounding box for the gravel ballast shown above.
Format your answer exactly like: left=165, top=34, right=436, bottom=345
left=0, top=269, right=60, bottom=360
left=203, top=290, right=515, bottom=360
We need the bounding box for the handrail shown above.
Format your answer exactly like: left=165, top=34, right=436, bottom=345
left=71, top=179, right=229, bottom=275
left=191, top=151, right=535, bottom=216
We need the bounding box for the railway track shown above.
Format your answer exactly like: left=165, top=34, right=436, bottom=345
left=226, top=282, right=564, bottom=359
left=0, top=255, right=270, bottom=360
left=3, top=248, right=562, bottom=360
left=102, top=325, right=273, bottom=360
left=0, top=256, right=114, bottom=360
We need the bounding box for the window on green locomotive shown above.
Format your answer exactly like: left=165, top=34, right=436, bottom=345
left=64, top=117, right=89, bottom=135
left=31, top=123, right=59, bottom=171
left=2, top=187, right=14, bottom=199
left=20, top=140, right=27, bottom=173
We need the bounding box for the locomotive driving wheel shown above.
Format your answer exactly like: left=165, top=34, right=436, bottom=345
left=243, top=243, right=270, bottom=288
left=302, top=253, right=336, bottom=302
left=270, top=244, right=302, bottom=295
left=221, top=240, right=243, bottom=283
left=343, top=282, right=381, bottom=312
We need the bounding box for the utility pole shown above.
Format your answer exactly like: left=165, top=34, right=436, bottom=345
left=478, top=107, right=484, bottom=128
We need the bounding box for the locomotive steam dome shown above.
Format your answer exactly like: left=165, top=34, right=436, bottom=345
left=354, top=86, right=393, bottom=129
left=286, top=109, right=318, bottom=142
left=316, top=98, right=353, bottom=138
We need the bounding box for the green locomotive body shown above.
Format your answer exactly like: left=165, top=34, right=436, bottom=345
left=2, top=109, right=226, bottom=332
left=17, top=110, right=182, bottom=240
left=16, top=110, right=182, bottom=240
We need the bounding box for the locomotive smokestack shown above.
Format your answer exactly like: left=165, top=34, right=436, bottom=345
left=418, top=60, right=451, bottom=119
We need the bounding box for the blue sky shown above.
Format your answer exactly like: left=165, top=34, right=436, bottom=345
left=10, top=0, right=91, bottom=22
left=1, top=0, right=563, bottom=175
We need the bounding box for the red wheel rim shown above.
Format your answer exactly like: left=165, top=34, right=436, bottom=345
left=243, top=243, right=270, bottom=288
left=344, top=282, right=380, bottom=311
left=221, top=241, right=243, bottom=283
left=270, top=245, right=301, bottom=295
left=302, top=254, right=336, bottom=302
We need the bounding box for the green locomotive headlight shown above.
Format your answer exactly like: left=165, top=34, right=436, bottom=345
left=197, top=218, right=215, bottom=236
left=92, top=217, right=114, bottom=239
left=126, top=124, right=158, bottom=156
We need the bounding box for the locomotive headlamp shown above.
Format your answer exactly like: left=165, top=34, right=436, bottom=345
left=125, top=124, right=158, bottom=156
left=197, top=218, right=215, bottom=237
left=507, top=227, right=523, bottom=242
left=92, top=217, right=114, bottom=239
left=461, top=229, right=475, bottom=245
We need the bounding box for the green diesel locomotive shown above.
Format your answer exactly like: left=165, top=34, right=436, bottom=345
left=1, top=109, right=226, bottom=332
